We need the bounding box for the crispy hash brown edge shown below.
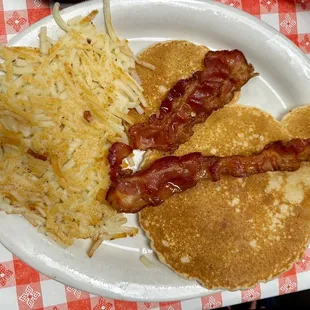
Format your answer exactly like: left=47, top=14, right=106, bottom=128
left=0, top=3, right=147, bottom=256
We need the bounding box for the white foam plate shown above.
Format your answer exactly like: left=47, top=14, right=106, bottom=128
left=1, top=0, right=310, bottom=302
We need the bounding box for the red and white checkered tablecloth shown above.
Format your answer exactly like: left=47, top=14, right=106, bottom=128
left=0, top=1, right=310, bottom=309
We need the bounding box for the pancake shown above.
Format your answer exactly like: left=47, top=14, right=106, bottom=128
left=140, top=105, right=310, bottom=290
left=175, top=105, right=291, bottom=156
left=131, top=40, right=240, bottom=123
left=140, top=167, right=310, bottom=290
left=282, top=105, right=310, bottom=138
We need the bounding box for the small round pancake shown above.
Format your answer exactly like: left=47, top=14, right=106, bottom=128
left=282, top=105, right=310, bottom=138
left=140, top=106, right=310, bottom=290
left=132, top=40, right=239, bottom=122
left=175, top=105, right=291, bottom=156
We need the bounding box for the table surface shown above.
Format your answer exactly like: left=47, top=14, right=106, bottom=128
left=0, top=0, right=310, bottom=309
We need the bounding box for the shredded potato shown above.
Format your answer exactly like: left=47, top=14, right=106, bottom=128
left=0, top=2, right=145, bottom=256
left=139, top=255, right=154, bottom=268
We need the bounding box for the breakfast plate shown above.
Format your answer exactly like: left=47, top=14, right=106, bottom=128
left=1, top=0, right=310, bottom=302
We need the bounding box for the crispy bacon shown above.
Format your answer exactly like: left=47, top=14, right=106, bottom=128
left=128, top=50, right=256, bottom=152
left=27, top=149, right=47, bottom=161
left=83, top=110, right=92, bottom=122
left=108, top=142, right=133, bottom=183
left=106, top=138, right=310, bottom=213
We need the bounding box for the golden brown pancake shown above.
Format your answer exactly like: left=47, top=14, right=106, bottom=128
left=131, top=40, right=239, bottom=123
left=140, top=167, right=310, bottom=290
left=175, top=105, right=291, bottom=156
left=140, top=105, right=310, bottom=290
left=282, top=105, right=310, bottom=138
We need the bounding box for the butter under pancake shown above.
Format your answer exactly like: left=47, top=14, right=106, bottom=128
left=140, top=105, right=310, bottom=290
left=282, top=105, right=310, bottom=138
left=132, top=40, right=239, bottom=123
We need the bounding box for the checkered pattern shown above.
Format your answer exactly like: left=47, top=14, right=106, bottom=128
left=0, top=0, right=310, bottom=309
left=0, top=245, right=309, bottom=310
left=216, top=0, right=310, bottom=55
left=0, top=0, right=83, bottom=44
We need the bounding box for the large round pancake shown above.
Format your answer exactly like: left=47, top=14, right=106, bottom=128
left=175, top=105, right=291, bottom=156
left=282, top=105, right=310, bottom=138
left=132, top=40, right=240, bottom=123
left=140, top=105, right=310, bottom=290
left=140, top=167, right=310, bottom=290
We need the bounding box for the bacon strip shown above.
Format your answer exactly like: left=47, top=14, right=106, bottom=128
left=83, top=110, right=92, bottom=122
left=108, top=142, right=133, bottom=183
left=106, top=138, right=310, bottom=213
left=27, top=149, right=47, bottom=161
left=128, top=50, right=256, bottom=152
